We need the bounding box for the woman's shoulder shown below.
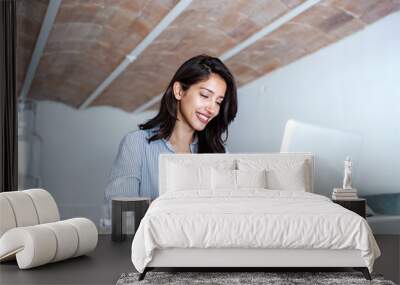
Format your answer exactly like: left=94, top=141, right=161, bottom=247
left=123, top=127, right=158, bottom=146
left=123, top=129, right=147, bottom=144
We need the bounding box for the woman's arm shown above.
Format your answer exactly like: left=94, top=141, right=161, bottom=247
left=105, top=133, right=143, bottom=201
left=103, top=133, right=143, bottom=226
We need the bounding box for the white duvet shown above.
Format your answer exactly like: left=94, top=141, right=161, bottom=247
left=131, top=189, right=380, bottom=273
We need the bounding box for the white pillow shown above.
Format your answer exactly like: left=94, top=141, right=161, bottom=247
left=167, top=162, right=211, bottom=191
left=211, top=168, right=236, bottom=190
left=211, top=168, right=268, bottom=190
left=237, top=169, right=268, bottom=188
left=237, top=159, right=308, bottom=191
left=267, top=164, right=306, bottom=191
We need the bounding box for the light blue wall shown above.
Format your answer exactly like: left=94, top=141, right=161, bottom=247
left=227, top=12, right=400, bottom=197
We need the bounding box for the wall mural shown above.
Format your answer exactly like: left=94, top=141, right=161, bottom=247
left=16, top=0, right=400, bottom=235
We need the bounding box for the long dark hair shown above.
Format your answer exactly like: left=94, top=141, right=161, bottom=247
left=138, top=54, right=238, bottom=153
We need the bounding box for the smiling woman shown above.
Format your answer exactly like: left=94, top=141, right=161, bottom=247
left=141, top=54, right=238, bottom=153
left=166, top=73, right=229, bottom=153
left=103, top=54, right=238, bottom=225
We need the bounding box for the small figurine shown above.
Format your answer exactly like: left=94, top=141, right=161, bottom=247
left=342, top=156, right=353, bottom=190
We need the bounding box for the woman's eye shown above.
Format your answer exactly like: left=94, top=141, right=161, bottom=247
left=200, top=93, right=221, bottom=105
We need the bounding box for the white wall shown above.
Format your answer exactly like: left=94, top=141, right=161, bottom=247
left=35, top=101, right=156, bottom=231
left=227, top=12, right=400, bottom=196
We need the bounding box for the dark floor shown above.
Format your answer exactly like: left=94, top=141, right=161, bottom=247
left=0, top=235, right=134, bottom=285
left=1, top=234, right=398, bottom=285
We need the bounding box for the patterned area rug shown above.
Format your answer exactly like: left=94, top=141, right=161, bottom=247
left=116, top=271, right=396, bottom=285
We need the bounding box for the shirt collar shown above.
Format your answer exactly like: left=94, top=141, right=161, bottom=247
left=191, top=133, right=198, bottom=145
left=151, top=125, right=198, bottom=144
left=161, top=133, right=198, bottom=153
left=162, top=138, right=175, bottom=153
left=149, top=125, right=198, bottom=149
left=161, top=133, right=198, bottom=145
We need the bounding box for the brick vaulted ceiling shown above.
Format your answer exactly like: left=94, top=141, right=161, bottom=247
left=16, top=0, right=49, bottom=96
left=18, top=0, right=400, bottom=112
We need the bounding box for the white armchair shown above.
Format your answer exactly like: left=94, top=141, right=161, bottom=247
left=0, top=189, right=98, bottom=269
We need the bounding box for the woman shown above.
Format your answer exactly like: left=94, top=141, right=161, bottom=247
left=103, top=54, right=238, bottom=225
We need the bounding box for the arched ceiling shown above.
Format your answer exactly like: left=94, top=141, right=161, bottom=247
left=17, top=0, right=400, bottom=112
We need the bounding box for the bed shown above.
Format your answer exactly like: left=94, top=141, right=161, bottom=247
left=131, top=153, right=380, bottom=281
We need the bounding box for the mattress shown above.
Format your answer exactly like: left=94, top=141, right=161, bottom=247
left=131, top=189, right=380, bottom=273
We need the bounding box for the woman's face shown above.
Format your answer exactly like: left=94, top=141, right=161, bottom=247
left=174, top=73, right=227, bottom=131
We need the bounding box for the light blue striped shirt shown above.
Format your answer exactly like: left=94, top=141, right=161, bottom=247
left=104, top=126, right=199, bottom=204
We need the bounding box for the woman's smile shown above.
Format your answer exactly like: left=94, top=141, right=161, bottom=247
left=196, top=112, right=210, bottom=124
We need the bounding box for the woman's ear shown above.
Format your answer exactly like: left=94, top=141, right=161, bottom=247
left=173, top=81, right=184, bottom=100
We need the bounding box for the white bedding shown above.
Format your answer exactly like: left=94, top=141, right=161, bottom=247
left=131, top=189, right=380, bottom=273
